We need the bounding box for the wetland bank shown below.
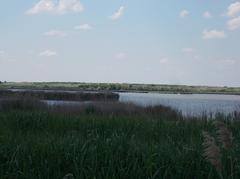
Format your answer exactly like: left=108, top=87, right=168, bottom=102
left=0, top=84, right=240, bottom=178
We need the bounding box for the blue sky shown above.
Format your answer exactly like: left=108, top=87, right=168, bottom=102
left=0, top=0, right=240, bottom=86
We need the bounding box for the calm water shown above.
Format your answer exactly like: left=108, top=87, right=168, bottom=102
left=3, top=89, right=240, bottom=116
left=119, top=93, right=240, bottom=116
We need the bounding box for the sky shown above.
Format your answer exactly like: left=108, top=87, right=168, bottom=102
left=0, top=0, right=240, bottom=87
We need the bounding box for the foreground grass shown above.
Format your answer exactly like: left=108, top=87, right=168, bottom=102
left=0, top=111, right=240, bottom=179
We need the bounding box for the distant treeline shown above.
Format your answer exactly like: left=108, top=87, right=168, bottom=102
left=1, top=82, right=240, bottom=95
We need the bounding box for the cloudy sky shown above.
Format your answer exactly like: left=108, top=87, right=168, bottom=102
left=0, top=0, right=240, bottom=86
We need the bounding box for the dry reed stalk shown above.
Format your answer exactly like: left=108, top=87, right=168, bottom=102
left=63, top=173, right=74, bottom=179
left=202, top=131, right=222, bottom=173
left=213, top=121, right=233, bottom=149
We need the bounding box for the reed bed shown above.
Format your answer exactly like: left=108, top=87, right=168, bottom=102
left=0, top=99, right=239, bottom=178
left=0, top=98, right=180, bottom=119
left=0, top=90, right=119, bottom=101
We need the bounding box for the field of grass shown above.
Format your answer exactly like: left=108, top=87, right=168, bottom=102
left=1, top=82, right=240, bottom=95
left=0, top=100, right=240, bottom=178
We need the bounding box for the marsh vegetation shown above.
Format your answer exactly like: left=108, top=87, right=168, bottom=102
left=0, top=99, right=239, bottom=178
left=0, top=90, right=119, bottom=101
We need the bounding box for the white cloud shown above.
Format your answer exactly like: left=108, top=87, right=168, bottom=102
left=110, top=6, right=125, bottom=20
left=0, top=50, right=5, bottom=56
left=0, top=51, right=17, bottom=63
left=56, top=0, right=83, bottom=14
left=202, top=29, right=226, bottom=39
left=227, top=2, right=240, bottom=17
left=26, top=0, right=84, bottom=15
left=44, top=30, right=67, bottom=37
left=203, top=11, right=212, bottom=18
left=222, top=59, right=236, bottom=65
left=115, top=52, right=126, bottom=59
left=179, top=10, right=189, bottom=18
left=227, top=16, right=240, bottom=30
left=39, top=50, right=57, bottom=57
left=75, top=24, right=92, bottom=30
left=26, top=0, right=54, bottom=14
left=159, top=58, right=169, bottom=64
left=182, top=48, right=194, bottom=53
left=216, top=59, right=236, bottom=71
left=194, top=55, right=200, bottom=60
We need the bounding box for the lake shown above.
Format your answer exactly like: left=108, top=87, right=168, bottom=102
left=44, top=92, right=240, bottom=116
left=3, top=89, right=240, bottom=116
left=119, top=92, right=240, bottom=116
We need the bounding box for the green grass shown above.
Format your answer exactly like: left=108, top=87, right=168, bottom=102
left=0, top=111, right=240, bottom=179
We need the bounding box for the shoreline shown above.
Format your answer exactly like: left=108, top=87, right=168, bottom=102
left=1, top=87, right=240, bottom=96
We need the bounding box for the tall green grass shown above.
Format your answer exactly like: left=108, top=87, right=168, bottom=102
left=0, top=110, right=239, bottom=179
